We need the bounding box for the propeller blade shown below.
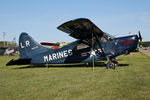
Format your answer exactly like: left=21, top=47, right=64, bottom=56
left=138, top=30, right=143, bottom=45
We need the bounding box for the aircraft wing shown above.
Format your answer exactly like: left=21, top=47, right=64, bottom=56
left=57, top=18, right=104, bottom=40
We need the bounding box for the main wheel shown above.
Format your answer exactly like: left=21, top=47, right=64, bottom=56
left=106, top=61, right=116, bottom=69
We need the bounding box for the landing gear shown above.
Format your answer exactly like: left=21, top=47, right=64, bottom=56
left=107, top=61, right=115, bottom=69
left=106, top=58, right=118, bottom=69
left=111, top=58, right=118, bottom=67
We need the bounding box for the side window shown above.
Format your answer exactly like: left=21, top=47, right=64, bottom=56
left=76, top=43, right=89, bottom=50
left=100, top=37, right=107, bottom=43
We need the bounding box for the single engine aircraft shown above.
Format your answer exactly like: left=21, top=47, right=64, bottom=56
left=40, top=42, right=59, bottom=49
left=6, top=18, right=142, bottom=69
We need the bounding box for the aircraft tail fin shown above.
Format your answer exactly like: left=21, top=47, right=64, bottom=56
left=19, top=32, right=48, bottom=58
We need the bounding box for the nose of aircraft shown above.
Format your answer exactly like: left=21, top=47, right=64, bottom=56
left=129, top=35, right=139, bottom=51
left=118, top=35, right=139, bottom=53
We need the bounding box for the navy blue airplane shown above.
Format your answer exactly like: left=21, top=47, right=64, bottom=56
left=6, top=18, right=142, bottom=69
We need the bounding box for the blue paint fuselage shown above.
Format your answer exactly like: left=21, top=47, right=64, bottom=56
left=28, top=35, right=138, bottom=64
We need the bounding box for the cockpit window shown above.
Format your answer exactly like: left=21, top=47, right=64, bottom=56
left=100, top=32, right=114, bottom=43
left=76, top=42, right=89, bottom=50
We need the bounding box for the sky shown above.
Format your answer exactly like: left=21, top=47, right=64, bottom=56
left=0, top=0, right=150, bottom=44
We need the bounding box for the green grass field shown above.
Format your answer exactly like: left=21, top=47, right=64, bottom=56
left=0, top=52, right=150, bottom=100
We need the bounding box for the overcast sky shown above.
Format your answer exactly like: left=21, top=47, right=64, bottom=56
left=0, top=0, right=150, bottom=43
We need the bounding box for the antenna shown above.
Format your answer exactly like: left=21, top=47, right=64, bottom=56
left=3, top=32, right=6, bottom=46
left=129, top=32, right=131, bottom=35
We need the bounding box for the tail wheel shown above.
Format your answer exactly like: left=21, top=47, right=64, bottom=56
left=106, top=61, right=116, bottom=69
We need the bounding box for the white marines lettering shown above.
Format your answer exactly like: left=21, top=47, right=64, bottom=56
left=44, top=49, right=72, bottom=62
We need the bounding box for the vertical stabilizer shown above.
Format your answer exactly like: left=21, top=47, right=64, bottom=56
left=19, top=32, right=48, bottom=58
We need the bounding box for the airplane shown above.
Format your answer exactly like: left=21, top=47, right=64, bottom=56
left=40, top=42, right=60, bottom=49
left=6, top=18, right=142, bottom=69
left=40, top=42, right=68, bottom=49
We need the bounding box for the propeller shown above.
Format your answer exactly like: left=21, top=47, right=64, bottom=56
left=138, top=30, right=143, bottom=46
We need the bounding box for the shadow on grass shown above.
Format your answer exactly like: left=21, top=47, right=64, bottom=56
left=13, top=62, right=129, bottom=69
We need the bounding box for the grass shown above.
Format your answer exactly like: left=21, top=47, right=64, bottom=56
left=0, top=52, right=150, bottom=100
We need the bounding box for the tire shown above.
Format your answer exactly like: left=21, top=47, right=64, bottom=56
left=106, top=61, right=116, bottom=69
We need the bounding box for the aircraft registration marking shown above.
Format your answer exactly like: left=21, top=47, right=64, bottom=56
left=20, top=40, right=30, bottom=48
left=121, top=40, right=134, bottom=46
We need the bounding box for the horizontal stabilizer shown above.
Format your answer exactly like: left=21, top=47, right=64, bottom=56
left=6, top=58, right=31, bottom=66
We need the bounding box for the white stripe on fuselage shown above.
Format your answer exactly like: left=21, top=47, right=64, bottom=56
left=44, top=49, right=72, bottom=62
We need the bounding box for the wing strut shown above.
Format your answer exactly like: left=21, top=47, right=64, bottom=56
left=92, top=31, right=95, bottom=71
left=94, top=32, right=106, bottom=59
